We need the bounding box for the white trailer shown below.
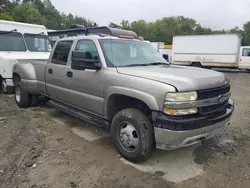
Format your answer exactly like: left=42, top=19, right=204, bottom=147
left=0, top=20, right=51, bottom=94
left=172, top=34, right=250, bottom=70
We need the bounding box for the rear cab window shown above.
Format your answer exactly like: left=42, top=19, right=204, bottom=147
left=52, top=41, right=73, bottom=65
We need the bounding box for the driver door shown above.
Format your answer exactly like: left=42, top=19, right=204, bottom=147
left=66, top=39, right=105, bottom=116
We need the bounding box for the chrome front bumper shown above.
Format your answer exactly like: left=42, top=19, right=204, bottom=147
left=153, top=99, right=234, bottom=150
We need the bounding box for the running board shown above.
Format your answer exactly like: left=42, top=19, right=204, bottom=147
left=48, top=100, right=110, bottom=129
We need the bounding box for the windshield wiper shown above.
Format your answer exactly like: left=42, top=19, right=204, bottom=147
left=121, top=62, right=169, bottom=67
left=0, top=29, right=17, bottom=34
left=121, top=63, right=150, bottom=67
left=147, top=62, right=169, bottom=66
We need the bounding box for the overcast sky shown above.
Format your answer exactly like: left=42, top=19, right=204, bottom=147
left=50, top=0, right=250, bottom=30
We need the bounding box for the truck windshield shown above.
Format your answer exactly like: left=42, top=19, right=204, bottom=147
left=24, top=33, right=52, bottom=52
left=0, top=31, right=27, bottom=51
left=99, top=39, right=168, bottom=67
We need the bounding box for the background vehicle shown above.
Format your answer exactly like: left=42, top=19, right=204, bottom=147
left=151, top=42, right=172, bottom=63
left=0, top=20, right=51, bottom=94
left=172, top=34, right=250, bottom=70
left=12, top=32, right=234, bottom=163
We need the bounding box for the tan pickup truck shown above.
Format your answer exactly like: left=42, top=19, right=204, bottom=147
left=12, top=32, right=234, bottom=163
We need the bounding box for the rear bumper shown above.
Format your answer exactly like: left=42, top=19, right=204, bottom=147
left=152, top=99, right=234, bottom=150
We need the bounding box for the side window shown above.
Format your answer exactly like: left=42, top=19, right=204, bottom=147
left=52, top=41, right=73, bottom=65
left=75, top=40, right=99, bottom=60
left=242, top=48, right=250, bottom=57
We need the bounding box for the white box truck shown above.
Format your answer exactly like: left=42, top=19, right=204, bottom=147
left=172, top=34, right=250, bottom=70
left=0, top=20, right=51, bottom=94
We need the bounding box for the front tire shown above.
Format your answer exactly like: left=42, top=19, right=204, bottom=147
left=1, top=79, right=14, bottom=94
left=15, top=82, right=31, bottom=108
left=111, top=109, right=154, bottom=163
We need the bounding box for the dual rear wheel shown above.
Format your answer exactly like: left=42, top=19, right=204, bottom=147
left=15, top=82, right=40, bottom=108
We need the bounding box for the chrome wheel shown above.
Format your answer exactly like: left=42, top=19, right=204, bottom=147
left=1, top=80, right=8, bottom=93
left=118, top=121, right=139, bottom=152
left=15, top=86, right=21, bottom=103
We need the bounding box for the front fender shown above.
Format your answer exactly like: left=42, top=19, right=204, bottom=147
left=104, top=86, right=159, bottom=117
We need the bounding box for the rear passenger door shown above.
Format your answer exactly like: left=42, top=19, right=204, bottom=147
left=45, top=40, right=73, bottom=102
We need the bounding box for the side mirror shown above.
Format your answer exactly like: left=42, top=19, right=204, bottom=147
left=71, top=51, right=101, bottom=70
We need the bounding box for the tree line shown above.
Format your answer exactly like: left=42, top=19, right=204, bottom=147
left=121, top=18, right=250, bottom=45
left=0, top=0, right=250, bottom=45
left=0, top=0, right=95, bottom=29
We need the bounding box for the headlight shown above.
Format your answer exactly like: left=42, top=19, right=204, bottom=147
left=164, top=91, right=198, bottom=115
left=165, top=91, right=197, bottom=102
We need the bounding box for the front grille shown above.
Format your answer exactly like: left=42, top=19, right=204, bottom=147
left=197, top=84, right=230, bottom=100
left=199, top=101, right=228, bottom=115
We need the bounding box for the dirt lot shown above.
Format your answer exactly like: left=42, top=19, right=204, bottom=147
left=1, top=71, right=250, bottom=188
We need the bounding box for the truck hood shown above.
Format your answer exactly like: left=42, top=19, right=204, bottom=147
left=0, top=52, right=50, bottom=61
left=117, top=65, right=229, bottom=91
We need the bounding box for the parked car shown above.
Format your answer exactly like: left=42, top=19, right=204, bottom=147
left=172, top=34, right=250, bottom=70
left=0, top=20, right=51, bottom=94
left=12, top=31, right=234, bottom=163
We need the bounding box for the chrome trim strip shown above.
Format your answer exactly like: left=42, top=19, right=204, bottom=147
left=164, top=91, right=231, bottom=109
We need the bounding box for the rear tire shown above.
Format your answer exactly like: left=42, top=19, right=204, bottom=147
left=15, top=82, right=31, bottom=108
left=1, top=79, right=14, bottom=94
left=111, top=108, right=154, bottom=163
left=191, top=62, right=202, bottom=68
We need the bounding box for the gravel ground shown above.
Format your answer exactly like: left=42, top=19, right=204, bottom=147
left=0, top=71, right=250, bottom=188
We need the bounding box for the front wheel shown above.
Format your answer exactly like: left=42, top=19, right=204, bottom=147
left=1, top=79, right=14, bottom=94
left=15, top=82, right=31, bottom=108
left=111, top=109, right=154, bottom=163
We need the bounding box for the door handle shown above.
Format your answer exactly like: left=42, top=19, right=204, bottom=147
left=67, top=71, right=73, bottom=77
left=48, top=69, right=53, bottom=74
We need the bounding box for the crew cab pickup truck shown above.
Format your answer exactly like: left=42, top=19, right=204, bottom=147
left=13, top=34, right=234, bottom=163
